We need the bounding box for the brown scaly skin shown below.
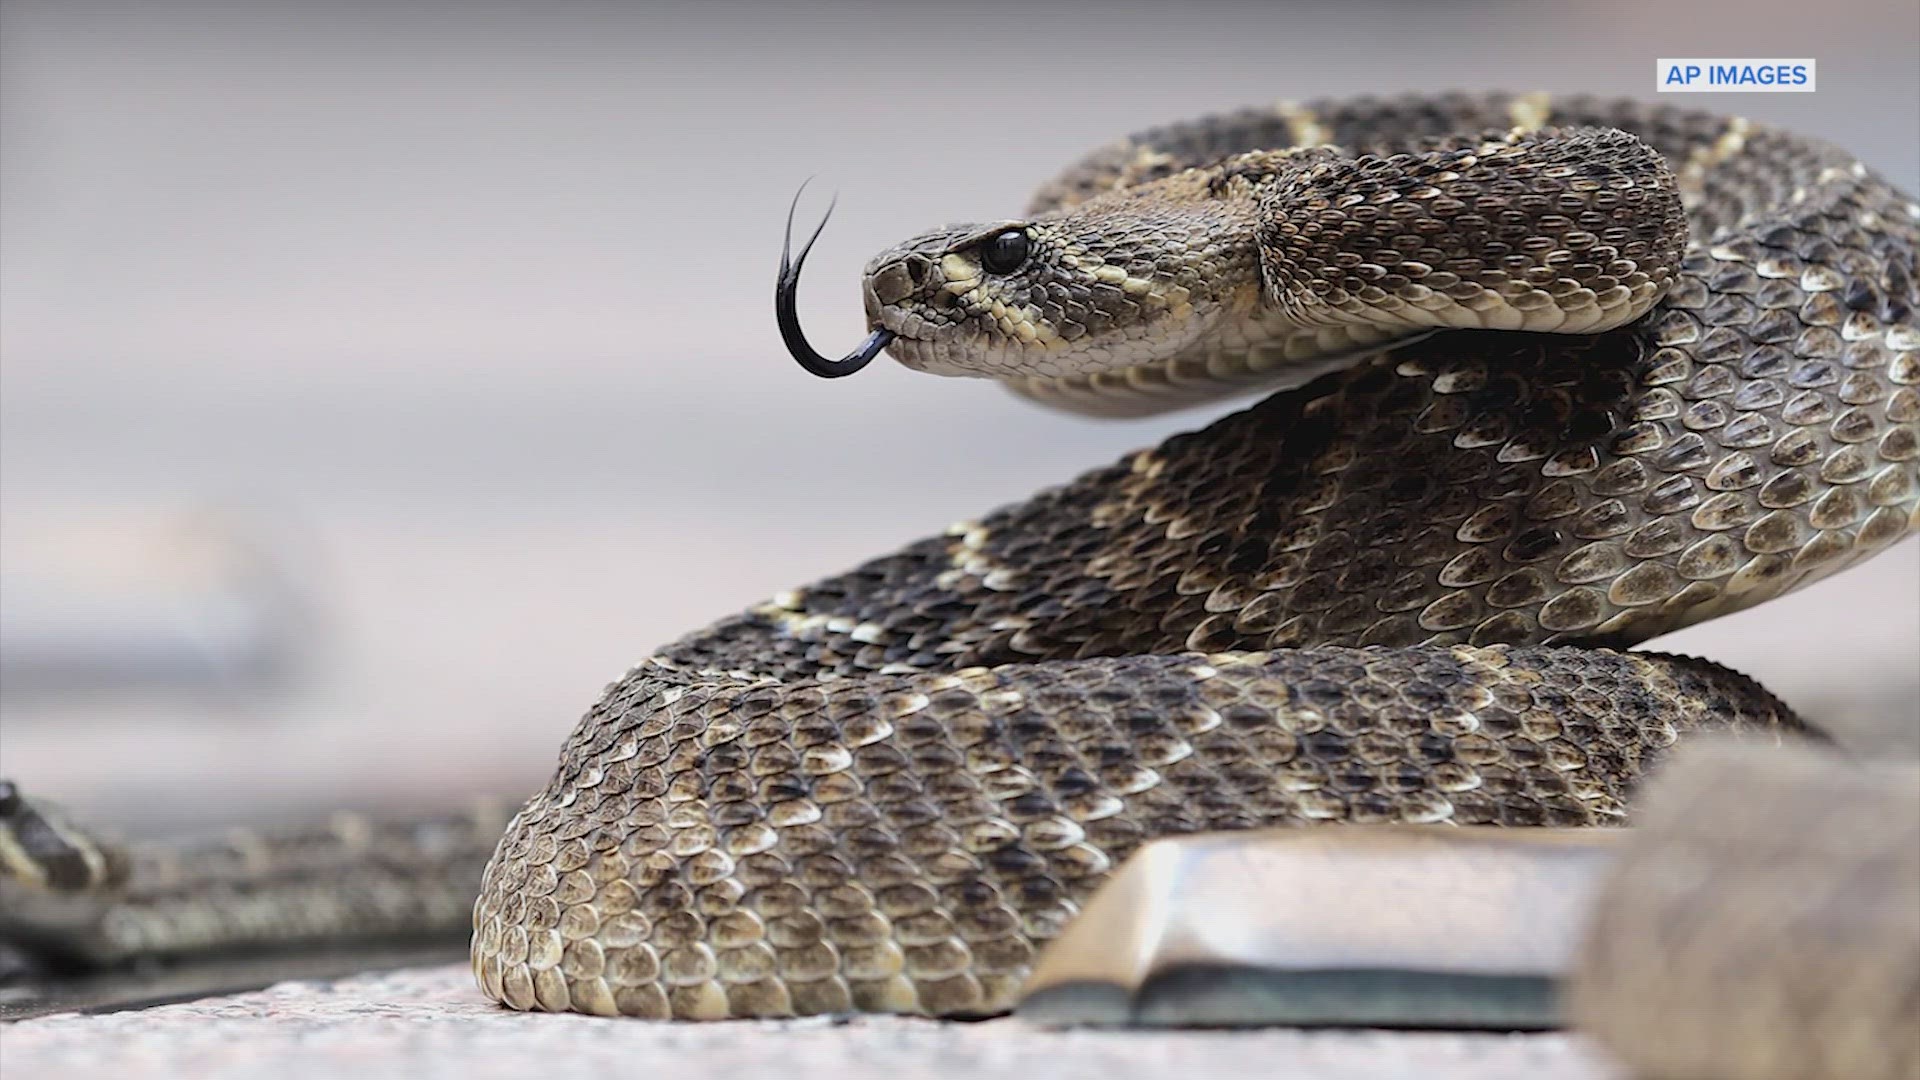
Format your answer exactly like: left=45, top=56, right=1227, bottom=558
left=472, top=92, right=1920, bottom=1024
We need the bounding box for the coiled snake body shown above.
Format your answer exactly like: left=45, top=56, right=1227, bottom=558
left=471, top=93, right=1918, bottom=1023
left=4, top=93, right=1916, bottom=1073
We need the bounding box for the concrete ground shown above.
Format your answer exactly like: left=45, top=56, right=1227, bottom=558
left=0, top=965, right=1617, bottom=1080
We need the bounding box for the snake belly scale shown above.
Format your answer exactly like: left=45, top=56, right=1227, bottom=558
left=468, top=93, right=1920, bottom=1020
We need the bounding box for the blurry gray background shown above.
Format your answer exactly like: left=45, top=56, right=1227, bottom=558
left=3, top=0, right=1915, bottom=827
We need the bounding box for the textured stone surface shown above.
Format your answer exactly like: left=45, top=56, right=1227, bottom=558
left=0, top=964, right=1613, bottom=1080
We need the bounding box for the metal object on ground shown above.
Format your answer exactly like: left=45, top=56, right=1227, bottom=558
left=1017, top=826, right=1619, bottom=1028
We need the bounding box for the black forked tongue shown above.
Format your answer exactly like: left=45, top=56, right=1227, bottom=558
left=777, top=180, right=894, bottom=378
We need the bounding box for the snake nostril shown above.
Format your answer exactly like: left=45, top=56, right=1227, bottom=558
left=905, top=257, right=930, bottom=287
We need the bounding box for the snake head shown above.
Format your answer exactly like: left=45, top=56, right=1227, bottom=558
left=0, top=781, right=125, bottom=894
left=861, top=187, right=1266, bottom=385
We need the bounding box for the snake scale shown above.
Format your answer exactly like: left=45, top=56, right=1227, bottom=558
left=3, top=92, right=1916, bottom=1073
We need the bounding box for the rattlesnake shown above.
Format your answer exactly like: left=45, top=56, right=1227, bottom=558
left=3, top=93, right=1915, bottom=1076
left=487, top=89, right=1918, bottom=1033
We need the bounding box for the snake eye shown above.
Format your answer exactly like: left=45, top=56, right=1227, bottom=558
left=980, top=229, right=1031, bottom=274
